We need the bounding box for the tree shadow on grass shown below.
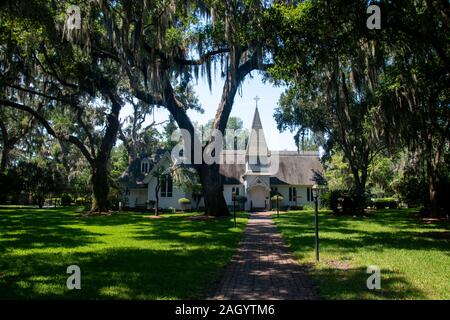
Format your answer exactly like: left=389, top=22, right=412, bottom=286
left=276, top=210, right=450, bottom=255
left=131, top=216, right=245, bottom=248
left=0, top=208, right=247, bottom=299
left=0, top=209, right=103, bottom=250
left=0, top=246, right=238, bottom=299
left=312, top=266, right=426, bottom=300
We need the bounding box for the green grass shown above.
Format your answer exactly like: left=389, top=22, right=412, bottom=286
left=274, top=209, right=450, bottom=300
left=0, top=206, right=248, bottom=299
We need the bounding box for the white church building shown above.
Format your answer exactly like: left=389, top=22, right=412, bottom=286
left=120, top=107, right=323, bottom=211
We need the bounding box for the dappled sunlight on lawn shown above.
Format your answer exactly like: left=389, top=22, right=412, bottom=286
left=0, top=207, right=248, bottom=299
left=274, top=209, right=450, bottom=299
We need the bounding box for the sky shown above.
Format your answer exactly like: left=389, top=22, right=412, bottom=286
left=121, top=72, right=298, bottom=151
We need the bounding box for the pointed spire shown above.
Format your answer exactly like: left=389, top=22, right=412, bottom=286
left=246, top=101, right=269, bottom=165
left=251, top=104, right=263, bottom=130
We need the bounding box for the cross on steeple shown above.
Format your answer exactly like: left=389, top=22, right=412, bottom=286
left=254, top=96, right=260, bottom=108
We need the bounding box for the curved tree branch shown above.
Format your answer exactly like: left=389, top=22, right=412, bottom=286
left=0, top=100, right=94, bottom=166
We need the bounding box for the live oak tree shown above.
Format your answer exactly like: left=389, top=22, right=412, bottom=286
left=0, top=108, right=40, bottom=172
left=118, top=96, right=165, bottom=165
left=95, top=0, right=273, bottom=216
left=375, top=0, right=450, bottom=216
left=268, top=1, right=387, bottom=210
left=267, top=0, right=449, bottom=215
left=15, top=158, right=65, bottom=209
left=199, top=116, right=249, bottom=149
left=0, top=0, right=127, bottom=212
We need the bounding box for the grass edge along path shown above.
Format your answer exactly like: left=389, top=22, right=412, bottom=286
left=274, top=208, right=450, bottom=300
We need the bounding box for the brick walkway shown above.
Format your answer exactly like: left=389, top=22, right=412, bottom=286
left=210, top=211, right=316, bottom=300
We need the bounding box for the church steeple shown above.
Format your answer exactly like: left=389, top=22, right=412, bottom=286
left=250, top=105, right=263, bottom=130
left=246, top=99, right=269, bottom=170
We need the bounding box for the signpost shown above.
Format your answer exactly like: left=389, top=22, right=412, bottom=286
left=232, top=192, right=237, bottom=228
left=312, top=184, right=320, bottom=262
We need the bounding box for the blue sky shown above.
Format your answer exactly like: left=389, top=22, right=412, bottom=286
left=121, top=73, right=298, bottom=151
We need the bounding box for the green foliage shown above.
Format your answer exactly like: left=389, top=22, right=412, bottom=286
left=198, top=117, right=249, bottom=149
left=371, top=198, right=398, bottom=210
left=162, top=117, right=179, bottom=150
left=393, top=168, right=428, bottom=208
left=368, top=156, right=397, bottom=196
left=320, top=190, right=341, bottom=213
left=110, top=144, right=129, bottom=182
left=321, top=189, right=370, bottom=215
left=269, top=0, right=388, bottom=204
left=75, top=197, right=91, bottom=206
left=323, top=152, right=354, bottom=191
left=178, top=198, right=191, bottom=205
left=271, top=195, right=284, bottom=201
left=60, top=193, right=72, bottom=206
left=12, top=159, right=65, bottom=208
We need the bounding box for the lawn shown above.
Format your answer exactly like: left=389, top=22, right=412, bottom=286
left=274, top=209, right=450, bottom=300
left=0, top=206, right=248, bottom=299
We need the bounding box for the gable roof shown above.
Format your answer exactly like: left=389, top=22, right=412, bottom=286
left=219, top=152, right=323, bottom=185
left=118, top=149, right=169, bottom=188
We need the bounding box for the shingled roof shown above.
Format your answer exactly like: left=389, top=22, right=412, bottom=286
left=218, top=151, right=323, bottom=185
left=118, top=149, right=168, bottom=188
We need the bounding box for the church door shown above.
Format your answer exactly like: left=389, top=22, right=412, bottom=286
left=250, top=186, right=267, bottom=209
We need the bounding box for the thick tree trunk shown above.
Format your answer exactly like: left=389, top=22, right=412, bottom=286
left=348, top=163, right=369, bottom=215
left=427, top=160, right=439, bottom=217
left=37, top=196, right=44, bottom=209
left=0, top=145, right=11, bottom=173
left=0, top=119, right=11, bottom=173
left=429, top=178, right=438, bottom=217
left=155, top=182, right=160, bottom=216
left=198, top=163, right=230, bottom=216
left=90, top=162, right=109, bottom=212
left=89, top=92, right=122, bottom=213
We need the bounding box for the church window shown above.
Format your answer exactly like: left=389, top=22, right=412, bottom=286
left=307, top=187, right=314, bottom=202
left=161, top=174, right=173, bottom=197
left=289, top=187, right=297, bottom=201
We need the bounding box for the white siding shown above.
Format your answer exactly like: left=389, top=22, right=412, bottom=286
left=223, top=185, right=243, bottom=205
left=126, top=189, right=148, bottom=208
left=271, top=185, right=314, bottom=207
left=147, top=179, right=189, bottom=210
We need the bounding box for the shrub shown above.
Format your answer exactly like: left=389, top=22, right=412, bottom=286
left=235, top=196, right=247, bottom=210
left=289, top=205, right=303, bottom=211
left=270, top=195, right=284, bottom=201
left=178, top=198, right=191, bottom=205
left=393, top=174, right=427, bottom=208
left=372, top=197, right=398, bottom=209
left=75, top=197, right=92, bottom=206
left=60, top=193, right=72, bottom=206
left=168, top=207, right=176, bottom=213
left=321, top=189, right=370, bottom=215
left=321, top=190, right=342, bottom=213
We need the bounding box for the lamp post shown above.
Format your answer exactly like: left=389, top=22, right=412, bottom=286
left=232, top=192, right=237, bottom=228
left=312, top=184, right=320, bottom=262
